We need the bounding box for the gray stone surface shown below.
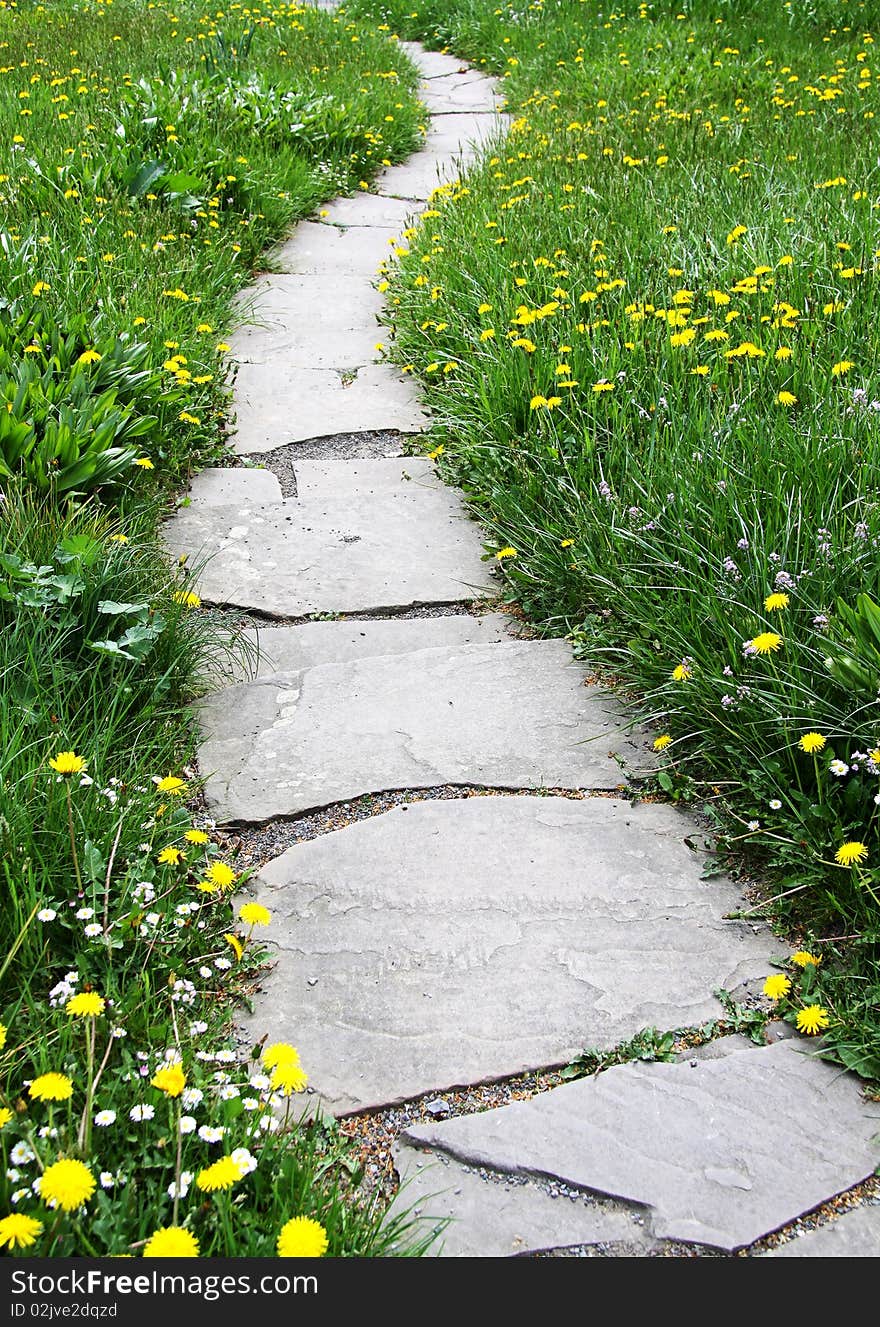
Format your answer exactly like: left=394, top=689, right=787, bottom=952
left=402, top=1040, right=880, bottom=1252
left=273, top=221, right=399, bottom=275
left=251, top=613, right=514, bottom=676
left=315, top=194, right=416, bottom=229
left=200, top=645, right=647, bottom=823
left=376, top=152, right=467, bottom=202
left=393, top=1142, right=653, bottom=1257
left=766, top=1205, right=880, bottom=1257
left=186, top=467, right=282, bottom=507
left=229, top=360, right=428, bottom=452
left=163, top=458, right=490, bottom=614
left=238, top=796, right=773, bottom=1112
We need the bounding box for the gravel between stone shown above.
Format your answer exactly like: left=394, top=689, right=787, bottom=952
left=244, top=430, right=410, bottom=495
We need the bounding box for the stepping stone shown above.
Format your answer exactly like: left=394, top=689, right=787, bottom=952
left=186, top=467, right=282, bottom=507
left=163, top=458, right=489, bottom=615
left=250, top=613, right=515, bottom=676
left=400, top=1040, right=880, bottom=1252
left=399, top=43, right=473, bottom=80
left=273, top=221, right=399, bottom=276
left=765, top=1205, right=880, bottom=1257
left=424, top=112, right=506, bottom=154
left=315, top=194, right=416, bottom=229
left=393, top=1147, right=653, bottom=1258
left=238, top=796, right=772, bottom=1112
left=200, top=637, right=646, bottom=822
left=228, top=362, right=429, bottom=452
left=421, top=76, right=504, bottom=115
left=376, top=151, right=465, bottom=202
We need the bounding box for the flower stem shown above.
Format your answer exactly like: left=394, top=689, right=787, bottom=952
left=65, top=783, right=83, bottom=894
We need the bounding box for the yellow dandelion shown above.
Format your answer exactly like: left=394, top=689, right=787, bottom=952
left=270, top=1063, right=309, bottom=1096
left=831, top=360, right=854, bottom=377
left=196, top=1156, right=243, bottom=1193
left=262, top=1042, right=300, bottom=1070
left=151, top=1061, right=186, bottom=1098
left=185, top=828, right=209, bottom=845
left=40, top=1159, right=95, bottom=1211
left=156, top=775, right=187, bottom=796
left=495, top=547, right=517, bottom=561
left=143, top=1226, right=200, bottom=1258
left=277, top=1216, right=328, bottom=1258
left=203, top=861, right=236, bottom=891
left=49, top=751, right=86, bottom=776
left=157, top=846, right=185, bottom=867
left=763, top=974, right=791, bottom=1001
left=750, top=632, right=783, bottom=655
left=796, top=1005, right=830, bottom=1035
left=791, top=951, right=821, bottom=967
left=134, top=457, right=154, bottom=470
left=29, top=1073, right=73, bottom=1103
left=239, top=903, right=271, bottom=927
left=776, top=391, right=797, bottom=407
left=65, top=992, right=105, bottom=1019
left=764, top=593, right=790, bottom=611
left=798, top=732, right=826, bottom=753
left=671, top=663, right=692, bottom=682
left=835, top=841, right=868, bottom=866
left=0, top=1214, right=43, bottom=1250
left=652, top=734, right=672, bottom=752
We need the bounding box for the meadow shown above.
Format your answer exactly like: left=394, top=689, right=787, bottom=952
left=0, top=0, right=428, bottom=1257
left=348, top=0, right=880, bottom=1076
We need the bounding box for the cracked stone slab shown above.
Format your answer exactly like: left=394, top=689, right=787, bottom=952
left=237, top=796, right=772, bottom=1112
left=393, top=1143, right=654, bottom=1258
left=376, top=151, right=468, bottom=202
left=228, top=361, right=429, bottom=452
left=163, top=458, right=489, bottom=614
left=402, top=1040, right=880, bottom=1252
left=424, top=112, right=506, bottom=154
left=273, top=221, right=399, bottom=276
left=765, top=1205, right=880, bottom=1257
left=200, top=643, right=646, bottom=822
left=250, top=613, right=513, bottom=676
left=399, top=42, right=473, bottom=80
left=315, top=194, right=416, bottom=229
left=186, top=467, right=283, bottom=507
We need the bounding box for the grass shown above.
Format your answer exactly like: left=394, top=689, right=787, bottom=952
left=348, top=0, right=880, bottom=1078
left=0, top=0, right=433, bottom=1258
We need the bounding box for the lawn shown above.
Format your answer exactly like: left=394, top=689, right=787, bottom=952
left=0, top=0, right=428, bottom=1257
left=349, top=0, right=880, bottom=1077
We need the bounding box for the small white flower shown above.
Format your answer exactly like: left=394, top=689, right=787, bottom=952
left=218, top=1085, right=240, bottom=1101
left=37, top=908, right=57, bottom=922
left=10, top=1188, right=29, bottom=1205
left=829, top=759, right=849, bottom=777
left=10, top=1143, right=35, bottom=1166
left=144, top=912, right=160, bottom=927
left=94, top=1110, right=117, bottom=1127
left=197, top=1125, right=225, bottom=1143
left=258, top=1114, right=280, bottom=1134
left=747, top=820, right=760, bottom=832
left=231, top=1148, right=257, bottom=1176
left=181, top=1087, right=204, bottom=1107
left=215, top=1049, right=236, bottom=1063
left=100, top=1172, right=116, bottom=1189
left=111, top=1026, right=127, bottom=1039
left=84, top=923, right=103, bottom=938
left=179, top=1116, right=197, bottom=1135
left=129, top=1104, right=155, bottom=1122
left=241, top=1097, right=259, bottom=1112
left=167, top=1171, right=194, bottom=1200
left=6, top=1168, right=20, bottom=1183
left=75, top=906, right=94, bottom=920
left=38, top=1126, right=59, bottom=1140
left=189, top=1020, right=208, bottom=1036
left=768, top=799, right=782, bottom=811
left=249, top=1074, right=270, bottom=1092
left=214, top=957, right=232, bottom=971
left=199, top=966, right=213, bottom=980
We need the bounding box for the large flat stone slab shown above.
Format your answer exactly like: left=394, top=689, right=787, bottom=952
left=229, top=361, right=428, bottom=451
left=315, top=194, right=416, bottom=229
left=765, top=1205, right=880, bottom=1257
left=376, top=151, right=467, bottom=201
left=186, top=467, right=282, bottom=507
left=394, top=1143, right=653, bottom=1257
left=251, top=613, right=514, bottom=676
left=163, top=458, right=489, bottom=614
left=200, top=641, right=646, bottom=823
left=401, top=1040, right=880, bottom=1252
left=273, top=221, right=398, bottom=276
left=239, top=796, right=773, bottom=1112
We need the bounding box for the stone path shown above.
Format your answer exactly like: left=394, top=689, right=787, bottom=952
left=164, top=28, right=880, bottom=1257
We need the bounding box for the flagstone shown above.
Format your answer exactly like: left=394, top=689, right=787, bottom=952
left=238, top=796, right=771, bottom=1112
left=765, top=1205, right=880, bottom=1257
left=401, top=1040, right=880, bottom=1252
left=163, top=457, right=488, bottom=613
